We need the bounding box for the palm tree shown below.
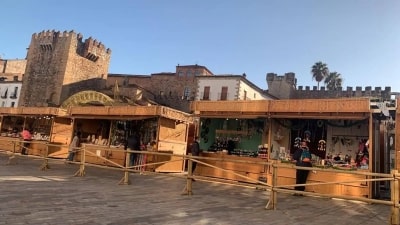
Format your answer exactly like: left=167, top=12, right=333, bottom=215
left=324, top=72, right=343, bottom=91
left=311, top=61, right=329, bottom=90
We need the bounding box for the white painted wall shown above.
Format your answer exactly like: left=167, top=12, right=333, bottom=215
left=238, top=80, right=272, bottom=100
left=197, top=76, right=270, bottom=101
left=197, top=78, right=239, bottom=100
left=0, top=82, right=22, bottom=107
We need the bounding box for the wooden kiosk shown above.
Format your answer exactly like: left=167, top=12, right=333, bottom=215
left=67, top=105, right=193, bottom=172
left=0, top=107, right=67, bottom=156
left=191, top=98, right=384, bottom=198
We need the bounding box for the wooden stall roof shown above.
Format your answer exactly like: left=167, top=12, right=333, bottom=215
left=68, top=106, right=194, bottom=123
left=0, top=107, right=64, bottom=116
left=191, top=98, right=371, bottom=120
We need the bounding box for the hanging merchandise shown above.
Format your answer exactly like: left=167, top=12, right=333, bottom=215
left=318, top=140, right=326, bottom=151
left=317, top=121, right=326, bottom=151
left=294, top=137, right=302, bottom=148
left=304, top=130, right=311, bottom=143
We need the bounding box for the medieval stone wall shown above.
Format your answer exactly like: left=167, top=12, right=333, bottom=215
left=107, top=73, right=195, bottom=112
left=19, top=30, right=111, bottom=107
left=266, top=72, right=296, bottom=99
left=294, top=86, right=392, bottom=100
left=0, top=59, right=26, bottom=74
left=107, top=65, right=213, bottom=112
left=266, top=72, right=392, bottom=101
left=0, top=59, right=26, bottom=82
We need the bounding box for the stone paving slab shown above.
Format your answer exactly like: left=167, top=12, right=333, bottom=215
left=0, top=153, right=393, bottom=225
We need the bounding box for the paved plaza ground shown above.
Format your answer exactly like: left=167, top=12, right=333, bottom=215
left=0, top=152, right=394, bottom=225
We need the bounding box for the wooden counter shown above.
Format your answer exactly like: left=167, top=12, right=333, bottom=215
left=0, top=137, right=67, bottom=158
left=76, top=144, right=126, bottom=167
left=273, top=164, right=370, bottom=198
left=0, top=136, right=19, bottom=152
left=195, top=152, right=268, bottom=183
left=195, top=152, right=370, bottom=198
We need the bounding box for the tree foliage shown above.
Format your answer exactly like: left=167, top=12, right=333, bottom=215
left=324, top=72, right=343, bottom=90
left=311, top=61, right=329, bottom=90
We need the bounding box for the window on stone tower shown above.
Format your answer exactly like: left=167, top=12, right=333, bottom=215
left=183, top=87, right=190, bottom=99
left=243, top=90, right=247, bottom=100
left=11, top=102, right=15, bottom=107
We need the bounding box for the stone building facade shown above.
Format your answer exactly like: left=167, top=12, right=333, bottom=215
left=18, top=30, right=111, bottom=107
left=107, top=64, right=214, bottom=112
left=0, top=59, right=26, bottom=82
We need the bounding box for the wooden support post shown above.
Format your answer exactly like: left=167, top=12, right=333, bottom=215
left=266, top=161, right=277, bottom=210
left=74, top=146, right=86, bottom=177
left=182, top=154, right=193, bottom=195
left=390, top=170, right=399, bottom=225
left=40, top=143, right=50, bottom=171
left=119, top=150, right=131, bottom=185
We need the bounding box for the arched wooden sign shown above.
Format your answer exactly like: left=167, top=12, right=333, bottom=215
left=61, top=91, right=114, bottom=108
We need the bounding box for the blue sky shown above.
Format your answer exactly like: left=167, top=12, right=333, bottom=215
left=1, top=0, right=399, bottom=91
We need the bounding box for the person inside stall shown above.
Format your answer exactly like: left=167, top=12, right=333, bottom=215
left=190, top=136, right=200, bottom=180
left=21, top=128, right=32, bottom=155
left=227, top=139, right=235, bottom=155
left=67, top=131, right=81, bottom=162
left=292, top=141, right=312, bottom=196
left=356, top=139, right=369, bottom=168
left=126, top=132, right=140, bottom=167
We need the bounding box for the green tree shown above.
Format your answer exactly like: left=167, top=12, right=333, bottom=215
left=324, top=72, right=343, bottom=90
left=311, top=61, right=329, bottom=90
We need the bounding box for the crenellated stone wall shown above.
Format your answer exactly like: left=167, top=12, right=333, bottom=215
left=19, top=30, right=111, bottom=107
left=266, top=72, right=297, bottom=99
left=294, top=86, right=392, bottom=100
left=266, top=72, right=392, bottom=100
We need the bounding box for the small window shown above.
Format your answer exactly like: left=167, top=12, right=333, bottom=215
left=11, top=87, right=18, bottom=99
left=183, top=87, right=190, bottom=98
left=178, top=71, right=184, bottom=77
left=244, top=90, right=247, bottom=100
left=220, top=87, right=228, bottom=100
left=11, top=102, right=15, bottom=107
left=203, top=86, right=210, bottom=100
left=187, top=70, right=192, bottom=77
left=1, top=101, right=5, bottom=107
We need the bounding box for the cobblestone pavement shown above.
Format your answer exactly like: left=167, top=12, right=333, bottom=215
left=0, top=152, right=393, bottom=225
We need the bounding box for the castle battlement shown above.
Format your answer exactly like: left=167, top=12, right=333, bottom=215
left=295, top=86, right=391, bottom=100
left=266, top=72, right=393, bottom=100
left=32, top=30, right=111, bottom=55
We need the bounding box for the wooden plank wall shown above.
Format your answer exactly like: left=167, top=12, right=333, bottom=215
left=155, top=117, right=188, bottom=172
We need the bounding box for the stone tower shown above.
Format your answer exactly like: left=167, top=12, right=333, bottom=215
left=266, top=72, right=297, bottom=99
left=19, top=30, right=111, bottom=107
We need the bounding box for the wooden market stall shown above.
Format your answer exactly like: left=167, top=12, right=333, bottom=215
left=67, top=105, right=193, bottom=172
left=0, top=107, right=68, bottom=156
left=191, top=98, right=381, bottom=198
